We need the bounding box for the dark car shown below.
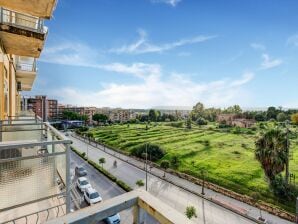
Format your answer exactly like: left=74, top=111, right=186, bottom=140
left=75, top=166, right=87, bottom=177
left=104, top=213, right=120, bottom=224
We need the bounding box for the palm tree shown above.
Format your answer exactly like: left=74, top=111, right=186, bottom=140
left=255, top=129, right=288, bottom=183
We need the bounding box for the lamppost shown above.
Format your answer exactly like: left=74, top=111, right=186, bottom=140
left=200, top=169, right=207, bottom=195
left=285, top=120, right=290, bottom=184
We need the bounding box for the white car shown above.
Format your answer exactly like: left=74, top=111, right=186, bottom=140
left=84, top=187, right=102, bottom=205
left=104, top=213, right=120, bottom=224
left=76, top=177, right=91, bottom=192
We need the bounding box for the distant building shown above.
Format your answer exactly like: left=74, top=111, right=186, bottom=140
left=217, top=114, right=256, bottom=128
left=21, top=96, right=58, bottom=121
left=109, top=109, right=131, bottom=122
left=58, top=105, right=97, bottom=124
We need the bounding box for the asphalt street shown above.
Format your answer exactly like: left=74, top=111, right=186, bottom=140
left=70, top=150, right=159, bottom=224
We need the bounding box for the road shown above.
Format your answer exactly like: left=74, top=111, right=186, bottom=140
left=69, top=150, right=158, bottom=224
left=68, top=134, right=294, bottom=224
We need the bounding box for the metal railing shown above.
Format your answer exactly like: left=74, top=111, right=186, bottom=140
left=16, top=58, right=37, bottom=73
left=0, top=7, right=47, bottom=34
left=47, top=189, right=196, bottom=224
left=0, top=113, right=72, bottom=222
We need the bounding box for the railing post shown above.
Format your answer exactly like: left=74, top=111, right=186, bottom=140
left=66, top=143, right=71, bottom=213
left=52, top=132, right=57, bottom=185
left=133, top=205, right=145, bottom=224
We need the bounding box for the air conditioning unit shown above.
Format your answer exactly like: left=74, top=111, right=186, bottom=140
left=17, top=82, right=22, bottom=91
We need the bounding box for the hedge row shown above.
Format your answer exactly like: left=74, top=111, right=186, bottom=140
left=70, top=146, right=132, bottom=192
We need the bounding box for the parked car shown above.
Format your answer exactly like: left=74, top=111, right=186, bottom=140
left=76, top=177, right=91, bottom=192
left=75, top=165, right=87, bottom=177
left=84, top=187, right=102, bottom=205
left=104, top=213, right=120, bottom=224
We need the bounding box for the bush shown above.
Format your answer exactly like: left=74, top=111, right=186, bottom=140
left=218, top=123, right=231, bottom=129
left=170, top=154, right=180, bottom=168
left=116, top=180, right=132, bottom=192
left=168, top=121, right=184, bottom=128
left=196, top=117, right=208, bottom=125
left=270, top=175, right=298, bottom=201
left=130, top=143, right=165, bottom=161
left=136, top=179, right=145, bottom=187
left=232, top=127, right=241, bottom=134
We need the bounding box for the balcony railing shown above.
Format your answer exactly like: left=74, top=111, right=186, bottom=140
left=0, top=7, right=47, bottom=34
left=16, top=58, right=37, bottom=73
left=47, top=189, right=195, bottom=224
left=0, top=113, right=72, bottom=221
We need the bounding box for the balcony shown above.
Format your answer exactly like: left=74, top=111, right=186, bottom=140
left=0, top=113, right=72, bottom=223
left=0, top=7, right=47, bottom=58
left=0, top=0, right=57, bottom=19
left=47, top=189, right=195, bottom=224
left=15, top=57, right=37, bottom=91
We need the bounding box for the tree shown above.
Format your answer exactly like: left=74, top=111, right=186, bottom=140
left=196, top=117, right=207, bottom=126
left=276, top=112, right=288, bottom=122
left=186, top=118, right=192, bottom=129
left=291, top=113, right=298, bottom=125
left=130, top=143, right=165, bottom=161
left=185, top=206, right=197, bottom=220
left=160, top=160, right=170, bottom=177
left=136, top=179, right=144, bottom=187
left=92, top=113, right=108, bottom=124
left=98, top=157, right=106, bottom=168
left=223, top=105, right=242, bottom=114
left=267, top=107, right=278, bottom=120
left=255, top=112, right=266, bottom=122
left=148, top=109, right=158, bottom=122
left=255, top=129, right=288, bottom=182
left=191, top=102, right=204, bottom=121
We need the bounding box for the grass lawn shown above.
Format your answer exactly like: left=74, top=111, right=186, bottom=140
left=88, top=122, right=298, bottom=213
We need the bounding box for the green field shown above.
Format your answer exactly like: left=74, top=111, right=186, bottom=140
left=88, top=122, right=298, bottom=212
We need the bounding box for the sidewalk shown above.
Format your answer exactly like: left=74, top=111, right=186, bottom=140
left=71, top=134, right=293, bottom=224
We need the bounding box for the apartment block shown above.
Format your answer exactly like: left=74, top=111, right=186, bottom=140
left=22, top=95, right=58, bottom=121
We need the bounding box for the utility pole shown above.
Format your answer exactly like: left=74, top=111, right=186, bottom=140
left=201, top=169, right=205, bottom=195
left=146, top=143, right=148, bottom=191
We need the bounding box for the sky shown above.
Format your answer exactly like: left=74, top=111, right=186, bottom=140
left=30, top=0, right=298, bottom=109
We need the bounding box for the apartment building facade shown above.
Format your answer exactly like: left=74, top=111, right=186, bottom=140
left=0, top=1, right=55, bottom=119
left=22, top=95, right=58, bottom=121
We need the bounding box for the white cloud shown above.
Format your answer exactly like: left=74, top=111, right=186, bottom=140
left=41, top=42, right=99, bottom=67
left=260, top=54, right=283, bottom=70
left=250, top=43, right=266, bottom=51
left=287, top=34, right=298, bottom=47
left=109, top=29, right=216, bottom=54
left=151, top=0, right=182, bottom=7
left=49, top=62, right=254, bottom=108
left=41, top=40, right=254, bottom=108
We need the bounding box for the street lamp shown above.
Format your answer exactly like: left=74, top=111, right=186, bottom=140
left=200, top=169, right=207, bottom=195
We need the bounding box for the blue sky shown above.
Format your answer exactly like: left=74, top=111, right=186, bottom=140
left=31, top=0, right=298, bottom=109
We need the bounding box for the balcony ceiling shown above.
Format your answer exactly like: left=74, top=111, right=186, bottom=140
left=0, top=25, right=45, bottom=57
left=0, top=0, right=56, bottom=19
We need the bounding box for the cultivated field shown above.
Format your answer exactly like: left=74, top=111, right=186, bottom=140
left=89, top=122, right=298, bottom=212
